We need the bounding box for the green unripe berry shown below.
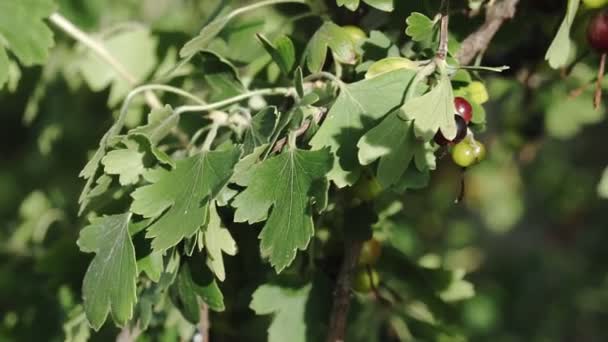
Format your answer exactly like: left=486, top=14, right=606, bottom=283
left=358, top=238, right=381, bottom=265
left=452, top=141, right=477, bottom=168
left=352, top=267, right=380, bottom=293
left=351, top=174, right=383, bottom=201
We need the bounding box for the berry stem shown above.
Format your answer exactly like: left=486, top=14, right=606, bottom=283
left=594, top=52, right=606, bottom=109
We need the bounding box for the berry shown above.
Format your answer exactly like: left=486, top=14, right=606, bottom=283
left=471, top=140, right=487, bottom=162
left=358, top=238, right=381, bottom=265
left=468, top=81, right=489, bottom=104
left=583, top=0, right=608, bottom=9
left=588, top=11, right=608, bottom=53
left=342, top=25, right=367, bottom=45
left=452, top=139, right=486, bottom=167
left=352, top=267, right=380, bottom=293
left=434, top=115, right=468, bottom=146
left=454, top=97, right=473, bottom=123
left=351, top=174, right=382, bottom=201
left=451, top=141, right=477, bottom=168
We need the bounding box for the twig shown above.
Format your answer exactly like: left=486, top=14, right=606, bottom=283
left=174, top=87, right=292, bottom=115
left=48, top=13, right=162, bottom=109
left=594, top=52, right=606, bottom=109
left=455, top=0, right=520, bottom=66
left=436, top=14, right=449, bottom=60
left=326, top=239, right=363, bottom=342
left=116, top=325, right=141, bottom=342
left=199, top=303, right=210, bottom=342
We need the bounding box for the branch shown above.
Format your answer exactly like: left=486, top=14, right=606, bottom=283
left=455, top=0, right=520, bottom=66
left=48, top=13, right=162, bottom=109
left=199, top=303, right=210, bottom=342
left=326, top=239, right=363, bottom=342
left=436, top=14, right=449, bottom=60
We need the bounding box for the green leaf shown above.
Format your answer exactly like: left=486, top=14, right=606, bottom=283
left=180, top=0, right=305, bottom=58
left=0, top=0, right=55, bottom=89
left=399, top=72, right=457, bottom=141
left=130, top=148, right=241, bottom=252
left=358, top=112, right=429, bottom=188
left=405, top=12, right=436, bottom=42
left=76, top=26, right=158, bottom=106
left=545, top=0, right=579, bottom=69
left=363, top=0, right=394, bottom=11
left=365, top=57, right=418, bottom=79
left=180, top=16, right=230, bottom=59
left=309, top=69, right=415, bottom=187
left=77, top=213, right=137, bottom=330
left=258, top=34, right=296, bottom=76
left=172, top=263, right=225, bottom=323
left=337, top=0, right=360, bottom=11
left=194, top=50, right=245, bottom=101
left=232, top=147, right=332, bottom=272
left=243, top=107, right=278, bottom=155
left=545, top=89, right=604, bottom=139
left=598, top=166, right=608, bottom=199
left=138, top=251, right=163, bottom=283
left=205, top=202, right=237, bottom=281
left=306, top=21, right=357, bottom=73
left=63, top=306, right=91, bottom=342
left=129, top=105, right=178, bottom=144
left=250, top=283, right=312, bottom=342
left=0, top=48, right=8, bottom=89
left=101, top=143, right=145, bottom=186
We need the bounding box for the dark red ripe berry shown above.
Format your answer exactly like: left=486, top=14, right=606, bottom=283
left=454, top=97, right=473, bottom=123
left=433, top=115, right=468, bottom=146
left=588, top=11, right=608, bottom=53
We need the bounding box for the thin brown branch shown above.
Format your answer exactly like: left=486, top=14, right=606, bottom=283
left=199, top=303, right=210, bottom=342
left=116, top=325, right=141, bottom=342
left=455, top=0, right=520, bottom=66
left=437, top=14, right=449, bottom=60
left=326, top=239, right=363, bottom=342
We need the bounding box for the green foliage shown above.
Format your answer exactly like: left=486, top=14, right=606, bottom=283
left=545, top=0, right=580, bottom=69
left=0, top=0, right=56, bottom=88
left=77, top=213, right=137, bottom=330
left=4, top=1, right=608, bottom=341
left=405, top=12, right=436, bottom=43
left=309, top=69, right=415, bottom=187
left=250, top=283, right=312, bottom=342
left=130, top=148, right=241, bottom=252
left=232, top=147, right=332, bottom=272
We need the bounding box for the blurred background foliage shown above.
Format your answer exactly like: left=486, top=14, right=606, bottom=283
left=1, top=0, right=608, bottom=341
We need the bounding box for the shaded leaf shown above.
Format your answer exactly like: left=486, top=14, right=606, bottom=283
left=258, top=34, right=296, bottom=76
left=306, top=21, right=357, bottom=73
left=205, top=202, right=237, bottom=281
left=77, top=213, right=137, bottom=330
left=130, top=148, right=241, bottom=252
left=309, top=69, right=415, bottom=187
left=232, top=147, right=332, bottom=272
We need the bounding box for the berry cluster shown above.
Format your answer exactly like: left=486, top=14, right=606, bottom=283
left=434, top=97, right=486, bottom=168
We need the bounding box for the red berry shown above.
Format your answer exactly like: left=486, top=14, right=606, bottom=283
left=588, top=11, right=608, bottom=53
left=434, top=115, right=468, bottom=146
left=454, top=97, right=473, bottom=123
